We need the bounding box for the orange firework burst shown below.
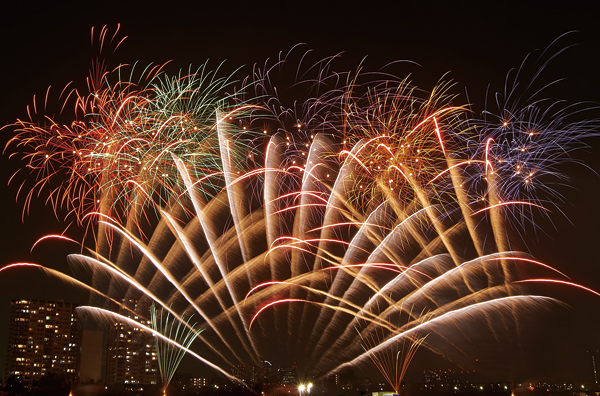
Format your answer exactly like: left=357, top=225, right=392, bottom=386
left=339, top=77, right=467, bottom=212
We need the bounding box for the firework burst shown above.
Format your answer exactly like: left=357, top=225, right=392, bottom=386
left=2, top=29, right=599, bottom=385
left=5, top=29, right=260, bottom=230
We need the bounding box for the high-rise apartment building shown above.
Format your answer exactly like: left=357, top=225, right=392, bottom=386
left=105, top=298, right=157, bottom=388
left=3, top=299, right=80, bottom=388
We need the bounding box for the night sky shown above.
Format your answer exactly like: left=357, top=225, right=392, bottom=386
left=1, top=0, right=600, bottom=385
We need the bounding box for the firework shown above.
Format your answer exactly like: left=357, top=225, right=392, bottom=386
left=5, top=27, right=260, bottom=230
left=150, top=303, right=203, bottom=393
left=357, top=305, right=428, bottom=394
left=2, top=30, right=599, bottom=385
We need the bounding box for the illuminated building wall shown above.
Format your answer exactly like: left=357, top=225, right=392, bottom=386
left=190, top=377, right=209, bottom=389
left=105, top=298, right=157, bottom=387
left=3, top=299, right=80, bottom=388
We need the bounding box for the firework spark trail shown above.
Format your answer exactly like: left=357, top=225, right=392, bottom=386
left=173, top=154, right=265, bottom=362
left=357, top=305, right=429, bottom=394
left=306, top=204, right=446, bottom=363
left=65, top=252, right=240, bottom=366
left=2, top=31, right=599, bottom=382
left=0, top=263, right=138, bottom=317
left=0, top=261, right=231, bottom=366
left=151, top=303, right=203, bottom=391
left=77, top=306, right=243, bottom=384
left=331, top=295, right=560, bottom=374
left=312, top=250, right=573, bottom=368
left=97, top=217, right=256, bottom=363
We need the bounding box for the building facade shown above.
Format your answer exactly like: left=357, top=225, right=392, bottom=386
left=3, top=299, right=80, bottom=388
left=105, top=298, right=157, bottom=388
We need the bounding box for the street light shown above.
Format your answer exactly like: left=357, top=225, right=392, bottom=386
left=299, top=384, right=306, bottom=396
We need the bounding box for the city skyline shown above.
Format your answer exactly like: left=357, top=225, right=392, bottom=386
left=1, top=1, right=600, bottom=388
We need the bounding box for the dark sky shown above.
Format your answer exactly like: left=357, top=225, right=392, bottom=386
left=1, top=0, right=600, bottom=385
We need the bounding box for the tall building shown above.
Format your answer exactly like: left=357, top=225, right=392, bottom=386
left=105, top=298, right=157, bottom=388
left=3, top=299, right=80, bottom=388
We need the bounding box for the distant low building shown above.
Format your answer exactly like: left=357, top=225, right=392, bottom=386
left=278, top=363, right=297, bottom=384
left=190, top=377, right=209, bottom=389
